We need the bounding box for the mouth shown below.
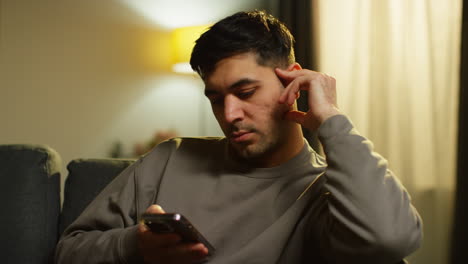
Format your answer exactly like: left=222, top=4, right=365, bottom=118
left=230, top=131, right=254, bottom=143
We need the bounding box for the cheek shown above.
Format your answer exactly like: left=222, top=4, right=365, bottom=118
left=211, top=106, right=231, bottom=134
left=257, top=99, right=290, bottom=119
left=257, top=87, right=287, bottom=117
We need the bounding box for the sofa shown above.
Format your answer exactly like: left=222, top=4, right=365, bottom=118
left=0, top=144, right=409, bottom=264
left=0, top=144, right=135, bottom=264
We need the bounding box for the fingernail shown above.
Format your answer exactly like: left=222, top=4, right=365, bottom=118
left=154, top=204, right=165, bottom=212
left=193, top=243, right=205, bottom=250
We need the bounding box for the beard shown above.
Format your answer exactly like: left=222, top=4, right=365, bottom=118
left=231, top=129, right=280, bottom=159
left=227, top=106, right=289, bottom=162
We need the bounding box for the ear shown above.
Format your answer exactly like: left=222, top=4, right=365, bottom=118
left=286, top=62, right=302, bottom=71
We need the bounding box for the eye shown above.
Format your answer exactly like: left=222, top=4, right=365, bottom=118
left=208, top=96, right=223, bottom=105
left=237, top=88, right=256, bottom=99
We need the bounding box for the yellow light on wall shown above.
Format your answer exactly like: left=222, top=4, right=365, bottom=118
left=171, top=24, right=211, bottom=73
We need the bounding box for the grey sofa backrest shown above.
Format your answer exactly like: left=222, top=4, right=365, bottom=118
left=59, top=158, right=135, bottom=235
left=0, top=144, right=61, bottom=264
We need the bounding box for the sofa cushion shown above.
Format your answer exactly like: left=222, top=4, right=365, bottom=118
left=0, top=144, right=61, bottom=264
left=59, top=158, right=135, bottom=234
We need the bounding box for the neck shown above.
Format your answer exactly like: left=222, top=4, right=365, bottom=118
left=270, top=123, right=305, bottom=166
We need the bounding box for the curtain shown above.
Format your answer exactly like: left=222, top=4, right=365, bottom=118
left=452, top=0, right=468, bottom=263
left=315, top=1, right=462, bottom=263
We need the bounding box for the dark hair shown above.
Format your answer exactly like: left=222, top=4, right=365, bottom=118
left=190, top=10, right=295, bottom=79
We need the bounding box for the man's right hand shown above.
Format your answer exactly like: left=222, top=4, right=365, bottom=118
left=137, top=204, right=209, bottom=264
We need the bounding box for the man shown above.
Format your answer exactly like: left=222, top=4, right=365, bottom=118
left=55, top=10, right=422, bottom=264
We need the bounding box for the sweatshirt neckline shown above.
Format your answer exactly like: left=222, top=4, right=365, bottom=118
left=222, top=139, right=313, bottom=179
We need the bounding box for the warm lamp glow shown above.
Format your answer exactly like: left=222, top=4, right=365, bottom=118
left=171, top=24, right=211, bottom=73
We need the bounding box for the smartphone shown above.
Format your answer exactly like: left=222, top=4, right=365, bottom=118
left=141, top=213, right=215, bottom=255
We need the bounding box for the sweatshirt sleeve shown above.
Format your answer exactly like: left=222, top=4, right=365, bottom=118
left=54, top=160, right=144, bottom=264
left=315, top=115, right=422, bottom=264
left=55, top=140, right=177, bottom=264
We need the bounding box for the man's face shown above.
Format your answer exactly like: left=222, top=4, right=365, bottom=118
left=204, top=52, right=293, bottom=163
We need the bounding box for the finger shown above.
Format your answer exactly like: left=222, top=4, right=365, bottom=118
left=138, top=222, right=182, bottom=246
left=183, top=243, right=209, bottom=260
left=279, top=75, right=302, bottom=104
left=284, top=110, right=307, bottom=125
left=161, top=243, right=209, bottom=263
left=154, top=233, right=182, bottom=247
left=138, top=221, right=150, bottom=233
left=284, top=90, right=300, bottom=105
left=275, top=68, right=313, bottom=81
left=141, top=242, right=205, bottom=264
left=275, top=68, right=295, bottom=87
left=280, top=75, right=310, bottom=105
left=275, top=67, right=303, bottom=82
left=139, top=229, right=183, bottom=247
left=145, top=204, right=166, bottom=214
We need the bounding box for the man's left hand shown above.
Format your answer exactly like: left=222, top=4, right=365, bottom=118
left=276, top=67, right=341, bottom=131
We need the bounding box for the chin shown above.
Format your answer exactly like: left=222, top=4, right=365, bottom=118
left=235, top=143, right=270, bottom=160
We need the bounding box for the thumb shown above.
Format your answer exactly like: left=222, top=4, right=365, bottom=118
left=145, top=204, right=166, bottom=214
left=284, top=110, right=306, bottom=125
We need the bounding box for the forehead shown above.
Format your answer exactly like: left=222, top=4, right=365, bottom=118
left=204, top=52, right=274, bottom=91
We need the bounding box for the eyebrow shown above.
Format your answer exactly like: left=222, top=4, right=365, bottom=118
left=204, top=78, right=260, bottom=96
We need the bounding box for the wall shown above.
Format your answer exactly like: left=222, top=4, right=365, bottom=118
left=0, top=0, right=271, bottom=196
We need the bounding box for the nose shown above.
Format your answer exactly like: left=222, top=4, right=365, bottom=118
left=224, top=94, right=244, bottom=124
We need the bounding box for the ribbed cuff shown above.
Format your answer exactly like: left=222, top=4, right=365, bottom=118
left=317, top=114, right=354, bottom=141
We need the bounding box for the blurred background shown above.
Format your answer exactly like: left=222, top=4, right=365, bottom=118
left=1, top=0, right=466, bottom=263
